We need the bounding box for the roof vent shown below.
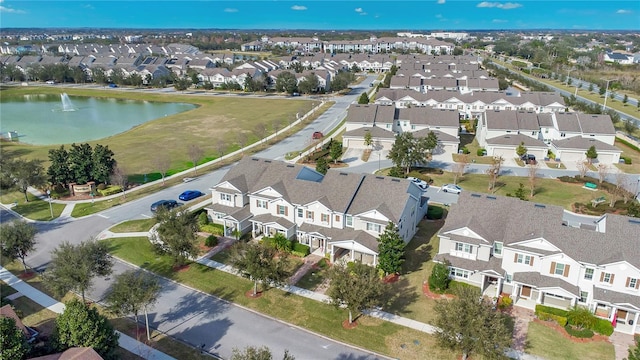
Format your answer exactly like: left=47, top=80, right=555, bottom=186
left=264, top=160, right=271, bottom=163
left=486, top=195, right=497, bottom=200
left=375, top=176, right=384, bottom=180
left=391, top=178, right=400, bottom=182
left=339, top=172, right=348, bottom=176
left=252, top=158, right=259, bottom=161
left=286, top=164, right=294, bottom=168
left=629, top=219, right=640, bottom=225
left=534, top=204, right=546, bottom=208
left=471, top=193, right=482, bottom=198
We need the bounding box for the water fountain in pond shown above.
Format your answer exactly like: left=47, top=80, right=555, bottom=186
left=60, top=93, right=76, bottom=111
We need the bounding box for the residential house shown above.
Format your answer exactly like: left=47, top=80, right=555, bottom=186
left=435, top=192, right=640, bottom=335
left=206, top=157, right=427, bottom=265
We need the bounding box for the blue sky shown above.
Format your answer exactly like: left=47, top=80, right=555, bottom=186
left=1, top=1, right=638, bottom=30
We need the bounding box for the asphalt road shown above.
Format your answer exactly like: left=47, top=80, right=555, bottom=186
left=22, top=76, right=385, bottom=360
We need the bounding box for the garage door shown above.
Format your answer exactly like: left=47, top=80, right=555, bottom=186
left=558, top=151, right=584, bottom=164
left=596, top=153, right=615, bottom=165
left=489, top=146, right=516, bottom=159
left=344, top=138, right=366, bottom=149
left=529, top=148, right=548, bottom=160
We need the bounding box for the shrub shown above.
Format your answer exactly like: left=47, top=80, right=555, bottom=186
left=477, top=148, right=486, bottom=156
left=568, top=307, right=597, bottom=329
left=536, top=305, right=569, bottom=317
left=592, top=318, right=614, bottom=336
left=428, top=262, right=451, bottom=293
left=498, top=296, right=513, bottom=309
left=292, top=242, right=310, bottom=257
left=616, top=137, right=640, bottom=152
left=426, top=206, right=444, bottom=220
left=96, top=183, right=106, bottom=190
left=199, top=223, right=224, bottom=236
left=462, top=147, right=470, bottom=155
left=97, top=185, right=122, bottom=196
left=204, top=235, right=218, bottom=247
left=198, top=212, right=209, bottom=226
left=564, top=325, right=594, bottom=338
left=622, top=156, right=632, bottom=164
left=537, top=312, right=568, bottom=326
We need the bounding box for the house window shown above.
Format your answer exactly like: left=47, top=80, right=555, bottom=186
left=411, top=125, right=416, bottom=130
left=297, top=208, right=303, bottom=218
left=515, top=254, right=533, bottom=265
left=256, top=199, right=268, bottom=209
left=493, top=242, right=503, bottom=256
left=601, top=272, right=614, bottom=284
left=584, top=268, right=594, bottom=280
left=366, top=222, right=382, bottom=233
left=561, top=132, right=566, bottom=137
left=277, top=205, right=287, bottom=216
left=449, top=267, right=470, bottom=279
left=386, top=124, right=390, bottom=129
left=321, top=214, right=329, bottom=223
left=306, top=211, right=314, bottom=220
left=455, top=242, right=473, bottom=254
left=532, top=131, right=536, bottom=136
left=579, top=291, right=588, bottom=303
left=626, top=277, right=639, bottom=289
left=346, top=215, right=353, bottom=227
left=335, top=215, right=340, bottom=222
left=554, top=263, right=565, bottom=276
left=545, top=128, right=549, bottom=133
left=505, top=273, right=513, bottom=283
left=220, top=193, right=232, bottom=202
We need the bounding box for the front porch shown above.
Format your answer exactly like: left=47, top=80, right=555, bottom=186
left=250, top=214, right=296, bottom=239
left=592, top=303, right=640, bottom=335
left=511, top=282, right=577, bottom=311
left=329, top=240, right=378, bottom=266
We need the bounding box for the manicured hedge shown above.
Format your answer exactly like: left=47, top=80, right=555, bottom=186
left=616, top=137, right=640, bottom=152
left=535, top=305, right=569, bottom=326
left=292, top=242, right=310, bottom=257
left=536, top=305, right=569, bottom=317
left=205, top=235, right=218, bottom=247
left=564, top=325, right=594, bottom=338
left=97, top=186, right=122, bottom=196
left=593, top=318, right=614, bottom=336
left=200, top=223, right=224, bottom=236
left=426, top=206, right=444, bottom=220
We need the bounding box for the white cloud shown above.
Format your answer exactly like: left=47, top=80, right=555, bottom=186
left=477, top=2, right=522, bottom=10
left=82, top=4, right=95, bottom=10
left=224, top=8, right=238, bottom=13
left=0, top=0, right=26, bottom=14
left=616, top=9, right=632, bottom=14
left=492, top=19, right=508, bottom=23
left=435, top=14, right=443, bottom=18
left=437, top=0, right=446, bottom=4
left=355, top=7, right=363, bottom=13
left=291, top=5, right=307, bottom=11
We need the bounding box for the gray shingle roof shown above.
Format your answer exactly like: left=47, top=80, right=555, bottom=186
left=551, top=137, right=621, bottom=152
left=486, top=134, right=547, bottom=148
left=513, top=272, right=579, bottom=296
left=576, top=113, right=616, bottom=135
left=593, top=287, right=640, bottom=308
left=343, top=126, right=395, bottom=139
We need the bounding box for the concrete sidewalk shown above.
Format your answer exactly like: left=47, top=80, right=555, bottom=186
left=0, top=267, right=176, bottom=360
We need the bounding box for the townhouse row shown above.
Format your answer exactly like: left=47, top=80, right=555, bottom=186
left=435, top=192, right=640, bottom=335
left=205, top=157, right=428, bottom=265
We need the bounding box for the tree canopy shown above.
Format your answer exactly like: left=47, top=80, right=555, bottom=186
left=54, top=299, right=119, bottom=359
left=377, top=222, right=405, bottom=275
left=585, top=145, right=598, bottom=164
left=327, top=261, right=384, bottom=324
left=0, top=220, right=37, bottom=273
left=230, top=346, right=295, bottom=360
left=0, top=317, right=30, bottom=360
left=228, top=242, right=290, bottom=296
left=297, top=73, right=319, bottom=94
left=51, top=143, right=116, bottom=185
left=153, top=208, right=199, bottom=266
left=275, top=71, right=298, bottom=94
left=515, top=142, right=527, bottom=157
left=6, top=158, right=47, bottom=202
left=434, top=286, right=513, bottom=360
left=387, top=132, right=438, bottom=174
left=358, top=92, right=369, bottom=104
left=44, top=239, right=113, bottom=302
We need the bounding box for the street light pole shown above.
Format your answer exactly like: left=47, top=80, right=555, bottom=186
left=46, top=190, right=53, bottom=218
left=378, top=152, right=381, bottom=172
left=602, top=79, right=618, bottom=111
left=565, top=68, right=575, bottom=86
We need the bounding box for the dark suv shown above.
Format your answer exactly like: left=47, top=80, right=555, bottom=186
left=521, top=154, right=536, bottom=164
left=150, top=199, right=178, bottom=212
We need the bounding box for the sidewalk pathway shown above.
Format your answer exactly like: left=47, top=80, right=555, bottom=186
left=610, top=331, right=637, bottom=360
left=0, top=267, right=176, bottom=360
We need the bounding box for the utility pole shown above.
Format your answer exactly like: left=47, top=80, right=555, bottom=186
left=602, top=79, right=618, bottom=111
left=565, top=68, right=575, bottom=86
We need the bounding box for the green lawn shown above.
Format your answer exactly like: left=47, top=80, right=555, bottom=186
left=526, top=321, right=615, bottom=360
left=614, top=139, right=640, bottom=174
left=109, top=219, right=157, bottom=233
left=1, top=86, right=322, bottom=175
left=0, top=190, right=65, bottom=221
left=423, top=172, right=610, bottom=210
left=102, top=236, right=458, bottom=360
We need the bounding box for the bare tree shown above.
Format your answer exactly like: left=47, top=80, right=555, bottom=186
left=486, top=156, right=504, bottom=191
left=612, top=172, right=629, bottom=206
left=576, top=161, right=589, bottom=178
left=187, top=144, right=204, bottom=175
left=255, top=123, right=268, bottom=144
left=452, top=155, right=469, bottom=185
left=153, top=152, right=171, bottom=186
left=597, top=164, right=609, bottom=184
left=527, top=162, right=540, bottom=197
left=110, top=165, right=128, bottom=199
left=237, top=132, right=248, bottom=154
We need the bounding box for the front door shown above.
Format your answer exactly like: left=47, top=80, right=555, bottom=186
left=521, top=286, right=532, bottom=298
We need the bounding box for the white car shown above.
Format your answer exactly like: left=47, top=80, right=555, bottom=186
left=441, top=184, right=462, bottom=194
left=407, top=177, right=429, bottom=191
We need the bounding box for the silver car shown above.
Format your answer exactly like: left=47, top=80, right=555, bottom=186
left=441, top=184, right=462, bottom=194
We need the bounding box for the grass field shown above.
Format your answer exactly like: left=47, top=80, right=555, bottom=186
left=1, top=86, right=320, bottom=175
left=0, top=190, right=65, bottom=220
left=614, top=139, right=640, bottom=174
left=102, top=236, right=459, bottom=360
left=109, top=219, right=158, bottom=233
left=526, top=321, right=615, bottom=360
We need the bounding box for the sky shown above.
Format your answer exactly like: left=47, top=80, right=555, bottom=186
left=0, top=0, right=638, bottom=31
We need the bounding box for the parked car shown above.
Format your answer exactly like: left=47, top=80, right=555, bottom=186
left=45, top=80, right=55, bottom=84
left=292, top=92, right=300, bottom=96
left=407, top=177, right=429, bottom=191
left=312, top=131, right=323, bottom=140
left=178, top=190, right=204, bottom=201
left=521, top=154, right=537, bottom=165
left=441, top=184, right=462, bottom=194
left=150, top=199, right=178, bottom=212
left=108, top=83, right=118, bottom=88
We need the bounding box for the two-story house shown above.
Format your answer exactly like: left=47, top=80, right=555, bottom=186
left=435, top=192, right=640, bottom=335
left=206, top=157, right=428, bottom=266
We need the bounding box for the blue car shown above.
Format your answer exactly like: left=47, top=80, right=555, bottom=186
left=178, top=190, right=204, bottom=201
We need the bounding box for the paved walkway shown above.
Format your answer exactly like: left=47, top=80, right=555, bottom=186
left=0, top=267, right=176, bottom=360
left=610, top=331, right=637, bottom=360
left=288, top=254, right=323, bottom=285
left=511, top=306, right=536, bottom=352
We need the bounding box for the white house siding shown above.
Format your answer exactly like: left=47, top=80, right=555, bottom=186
left=486, top=145, right=517, bottom=159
